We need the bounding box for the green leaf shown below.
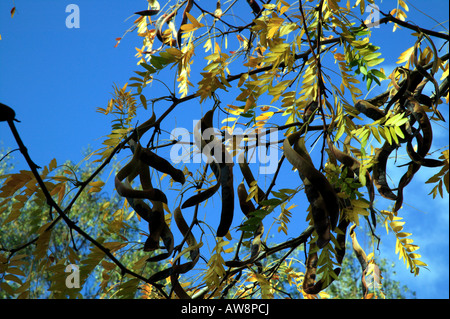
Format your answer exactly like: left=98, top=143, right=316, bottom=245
left=366, top=58, right=385, bottom=67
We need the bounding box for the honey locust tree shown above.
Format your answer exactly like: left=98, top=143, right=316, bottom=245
left=0, top=0, right=448, bottom=299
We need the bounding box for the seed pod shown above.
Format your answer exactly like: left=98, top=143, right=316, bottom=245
left=283, top=132, right=339, bottom=248
left=234, top=182, right=264, bottom=263
left=146, top=222, right=174, bottom=261
left=238, top=151, right=265, bottom=203
left=140, top=148, right=185, bottom=184
left=177, top=0, right=194, bottom=48
left=215, top=162, right=234, bottom=237
left=372, top=142, right=398, bottom=200
left=115, top=144, right=168, bottom=204
left=135, top=9, right=159, bottom=16
left=181, top=161, right=221, bottom=209
left=355, top=99, right=385, bottom=121
left=174, top=206, right=198, bottom=261
left=302, top=243, right=342, bottom=295
left=237, top=182, right=256, bottom=217
left=327, top=135, right=376, bottom=227
left=144, top=206, right=165, bottom=252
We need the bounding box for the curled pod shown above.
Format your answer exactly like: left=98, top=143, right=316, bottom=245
left=215, top=162, right=235, bottom=237
left=335, top=219, right=350, bottom=265
left=304, top=182, right=331, bottom=249
left=173, top=206, right=198, bottom=261
left=349, top=224, right=371, bottom=296
left=194, top=109, right=216, bottom=160
left=294, top=137, right=339, bottom=230
left=181, top=161, right=221, bottom=209
left=326, top=135, right=359, bottom=173
left=284, top=132, right=339, bottom=248
left=302, top=243, right=342, bottom=295
left=115, top=144, right=168, bottom=204
left=349, top=225, right=368, bottom=271
left=140, top=148, right=185, bottom=184
left=170, top=241, right=202, bottom=299
left=147, top=222, right=174, bottom=262
left=176, top=0, right=194, bottom=48
left=238, top=152, right=266, bottom=203
left=372, top=142, right=398, bottom=201
left=237, top=182, right=256, bottom=216
left=285, top=134, right=331, bottom=248
left=355, top=100, right=385, bottom=121
left=115, top=180, right=168, bottom=204
left=405, top=99, right=445, bottom=167
left=394, top=160, right=421, bottom=213
left=126, top=196, right=161, bottom=252
left=302, top=247, right=318, bottom=294
left=144, top=205, right=166, bottom=252
left=237, top=182, right=264, bottom=260
left=155, top=11, right=177, bottom=45
left=327, top=136, right=376, bottom=227
left=135, top=111, right=156, bottom=141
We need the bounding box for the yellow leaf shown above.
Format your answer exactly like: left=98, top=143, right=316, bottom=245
left=185, top=12, right=204, bottom=28
left=413, top=260, right=427, bottom=267
left=244, top=95, right=255, bottom=113
left=49, top=158, right=57, bottom=171
left=89, top=181, right=105, bottom=188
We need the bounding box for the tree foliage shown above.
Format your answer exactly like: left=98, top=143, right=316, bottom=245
left=0, top=0, right=448, bottom=299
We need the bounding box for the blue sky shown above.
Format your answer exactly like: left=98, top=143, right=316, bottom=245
left=0, top=1, right=448, bottom=299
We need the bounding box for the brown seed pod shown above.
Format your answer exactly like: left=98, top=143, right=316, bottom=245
left=238, top=151, right=266, bottom=203
left=176, top=0, right=194, bottom=48
left=115, top=144, right=168, bottom=204
left=236, top=182, right=263, bottom=260
left=181, top=161, right=221, bottom=209
left=283, top=132, right=339, bottom=248
left=215, top=162, right=234, bottom=237
left=355, top=99, right=385, bottom=121
left=173, top=206, right=198, bottom=261
left=140, top=148, right=185, bottom=184
left=302, top=242, right=342, bottom=295
left=372, top=142, right=398, bottom=201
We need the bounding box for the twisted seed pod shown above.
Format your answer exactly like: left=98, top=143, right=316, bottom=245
left=355, top=99, right=385, bottom=121
left=238, top=183, right=263, bottom=259
left=405, top=98, right=445, bottom=167
left=140, top=148, right=185, bottom=184
left=372, top=142, right=398, bottom=201
left=190, top=109, right=235, bottom=237
left=302, top=220, right=349, bottom=295
left=238, top=151, right=266, bottom=203
left=115, top=144, right=168, bottom=204
left=214, top=161, right=235, bottom=237
left=283, top=132, right=339, bottom=248
left=181, top=161, right=221, bottom=209
left=182, top=110, right=222, bottom=209
left=176, top=0, right=194, bottom=48
left=174, top=206, right=198, bottom=261
left=170, top=207, right=202, bottom=299
left=326, top=135, right=376, bottom=227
